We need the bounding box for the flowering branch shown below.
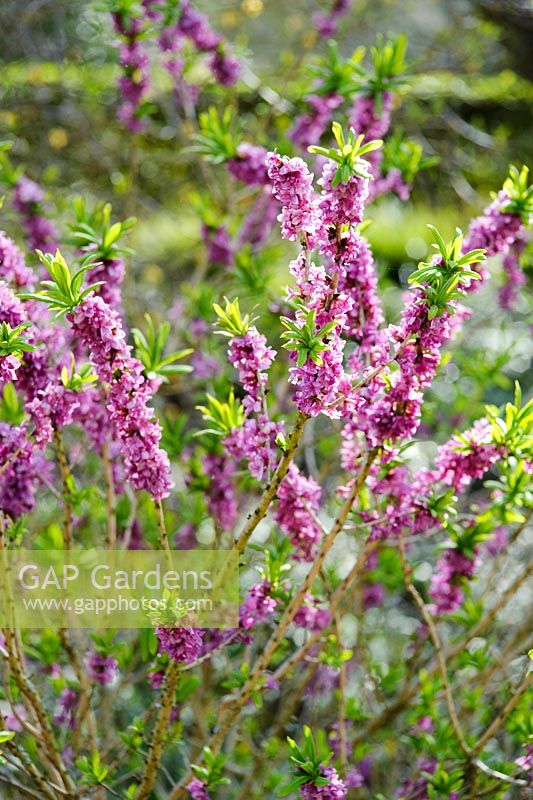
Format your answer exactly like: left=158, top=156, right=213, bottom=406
left=234, top=411, right=309, bottom=554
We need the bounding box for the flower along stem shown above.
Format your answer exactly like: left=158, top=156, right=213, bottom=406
left=0, top=11, right=532, bottom=800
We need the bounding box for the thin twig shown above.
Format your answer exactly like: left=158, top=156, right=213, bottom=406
left=102, top=440, right=117, bottom=548
left=398, top=530, right=472, bottom=757
left=155, top=498, right=170, bottom=551
left=168, top=452, right=377, bottom=800
left=471, top=668, right=532, bottom=757
left=235, top=411, right=309, bottom=554
left=134, top=660, right=180, bottom=800
left=53, top=428, right=73, bottom=549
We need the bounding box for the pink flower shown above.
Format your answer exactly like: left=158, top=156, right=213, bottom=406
left=301, top=766, right=347, bottom=799
left=428, top=546, right=479, bottom=616
left=228, top=143, right=269, bottom=186
left=435, top=418, right=501, bottom=491
left=202, top=225, right=234, bottom=268
left=275, top=464, right=322, bottom=561
left=0, top=231, right=35, bottom=288
left=228, top=327, right=275, bottom=413
left=266, top=152, right=323, bottom=244
left=13, top=176, right=58, bottom=253
left=294, top=594, right=331, bottom=631
left=178, top=2, right=221, bottom=51
left=203, top=454, right=237, bottom=531
left=240, top=581, right=277, bottom=629
left=187, top=777, right=210, bottom=800
left=291, top=94, right=343, bottom=150
left=318, top=160, right=370, bottom=227
left=53, top=688, right=79, bottom=729
left=349, top=92, right=393, bottom=141
left=85, top=651, right=118, bottom=685
left=156, top=628, right=203, bottom=663
left=0, top=354, right=21, bottom=386
left=27, top=382, right=81, bottom=447
left=208, top=50, right=241, bottom=87
left=68, top=294, right=173, bottom=499
left=0, top=422, right=42, bottom=520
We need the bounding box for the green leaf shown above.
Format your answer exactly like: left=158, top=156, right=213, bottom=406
left=190, top=106, right=240, bottom=164
left=309, top=122, right=382, bottom=185
left=196, top=391, right=245, bottom=437
left=213, top=296, right=255, bottom=337
left=132, top=313, right=192, bottom=383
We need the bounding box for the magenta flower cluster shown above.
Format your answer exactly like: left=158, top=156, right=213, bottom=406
left=301, top=766, right=347, bottom=799
left=27, top=382, right=80, bottom=448
left=463, top=190, right=523, bottom=272
left=69, top=294, right=172, bottom=499
left=276, top=464, right=323, bottom=561
left=85, top=651, right=118, bottom=685
left=434, top=418, right=501, bottom=491
left=187, top=777, right=210, bottom=800
left=0, top=231, right=35, bottom=288
left=228, top=327, right=276, bottom=414
left=156, top=627, right=204, bottom=664
left=53, top=688, right=79, bottom=730
left=227, top=143, right=269, bottom=186
left=266, top=152, right=323, bottom=244
left=112, top=13, right=151, bottom=132
left=291, top=94, right=343, bottom=150
left=294, top=594, right=331, bottom=631
left=112, top=1, right=241, bottom=129
left=0, top=421, right=42, bottom=520
left=428, top=546, right=479, bottom=616
left=13, top=176, right=58, bottom=254
left=203, top=453, right=238, bottom=531
left=239, top=581, right=277, bottom=630
left=313, top=0, right=352, bottom=38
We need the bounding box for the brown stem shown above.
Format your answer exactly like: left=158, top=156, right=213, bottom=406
left=325, top=336, right=413, bottom=412
left=352, top=561, right=533, bottom=748
left=472, top=668, right=532, bottom=757
left=235, top=411, right=309, bottom=554
left=0, top=709, right=59, bottom=800
left=102, top=440, right=117, bottom=548
left=271, top=540, right=378, bottom=685
left=134, top=660, right=180, bottom=800
left=58, top=629, right=97, bottom=753
left=0, top=517, right=75, bottom=794
left=155, top=498, right=170, bottom=551
left=398, top=530, right=472, bottom=757
left=53, top=428, right=73, bottom=550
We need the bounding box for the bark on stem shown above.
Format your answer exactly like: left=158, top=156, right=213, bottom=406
left=53, top=428, right=73, bottom=550
left=398, top=530, right=472, bottom=757
left=156, top=498, right=170, bottom=551
left=0, top=707, right=59, bottom=800
left=271, top=540, right=378, bottom=684
left=58, top=629, right=98, bottom=753
left=234, top=411, right=309, bottom=554
left=134, top=660, right=180, bottom=800
left=472, top=669, right=532, bottom=757
left=352, top=560, right=533, bottom=748
left=102, top=440, right=117, bottom=548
